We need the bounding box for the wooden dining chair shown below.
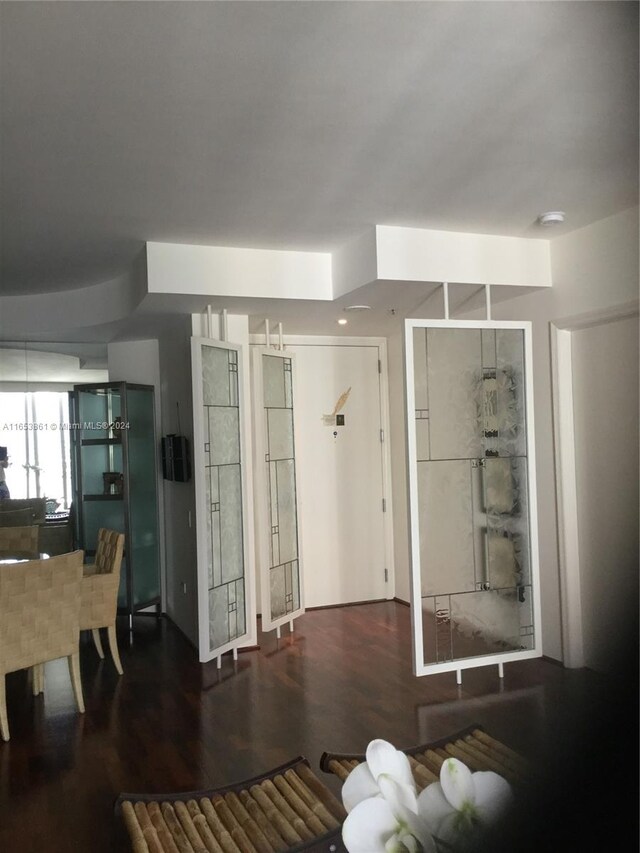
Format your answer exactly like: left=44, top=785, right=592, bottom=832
left=80, top=528, right=125, bottom=675
left=0, top=550, right=85, bottom=742
left=0, top=525, right=40, bottom=560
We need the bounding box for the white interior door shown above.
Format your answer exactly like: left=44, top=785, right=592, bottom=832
left=286, top=341, right=388, bottom=607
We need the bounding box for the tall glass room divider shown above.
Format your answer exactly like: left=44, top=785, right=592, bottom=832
left=404, top=320, right=541, bottom=679
left=191, top=338, right=256, bottom=664
left=251, top=349, right=304, bottom=633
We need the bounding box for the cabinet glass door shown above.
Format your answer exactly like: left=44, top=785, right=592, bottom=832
left=252, top=350, right=304, bottom=632
left=74, top=386, right=125, bottom=562
left=191, top=338, right=255, bottom=663
left=405, top=321, right=541, bottom=676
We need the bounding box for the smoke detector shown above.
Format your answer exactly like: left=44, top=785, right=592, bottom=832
left=537, top=211, right=566, bottom=226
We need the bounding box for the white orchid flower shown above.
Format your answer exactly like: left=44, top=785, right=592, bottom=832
left=417, top=757, right=513, bottom=847
left=342, top=740, right=435, bottom=853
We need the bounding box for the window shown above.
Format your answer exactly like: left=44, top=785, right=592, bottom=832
left=0, top=392, right=72, bottom=509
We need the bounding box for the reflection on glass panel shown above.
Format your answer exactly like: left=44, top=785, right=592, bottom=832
left=202, top=347, right=232, bottom=407
left=267, top=409, right=294, bottom=460
left=418, top=460, right=476, bottom=596
left=208, top=408, right=240, bottom=465
left=219, top=464, right=243, bottom=583
left=209, top=587, right=230, bottom=650
left=412, top=325, right=535, bottom=667
left=484, top=456, right=531, bottom=588
left=263, top=355, right=286, bottom=408
left=496, top=330, right=526, bottom=457
left=270, top=565, right=286, bottom=618
left=415, top=328, right=483, bottom=461
left=275, top=460, right=297, bottom=564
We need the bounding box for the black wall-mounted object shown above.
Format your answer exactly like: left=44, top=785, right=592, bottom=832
left=161, top=435, right=191, bottom=482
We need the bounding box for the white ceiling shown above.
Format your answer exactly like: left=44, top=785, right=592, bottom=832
left=1, top=0, right=637, bottom=307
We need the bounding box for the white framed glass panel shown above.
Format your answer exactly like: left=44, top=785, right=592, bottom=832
left=192, top=338, right=255, bottom=663
left=405, top=320, right=541, bottom=677
left=252, top=349, right=304, bottom=631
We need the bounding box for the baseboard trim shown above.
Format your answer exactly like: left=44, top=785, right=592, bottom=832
left=542, top=654, right=564, bottom=667
left=393, top=597, right=410, bottom=606
left=306, top=598, right=388, bottom=612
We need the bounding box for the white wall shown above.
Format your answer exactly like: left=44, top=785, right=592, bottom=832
left=388, top=207, right=639, bottom=662
left=572, top=316, right=638, bottom=673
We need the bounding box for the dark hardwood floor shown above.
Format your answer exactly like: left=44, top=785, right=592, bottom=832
left=0, top=602, right=613, bottom=852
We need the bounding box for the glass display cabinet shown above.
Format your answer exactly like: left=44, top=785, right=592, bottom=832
left=404, top=320, right=541, bottom=681
left=70, top=382, right=160, bottom=622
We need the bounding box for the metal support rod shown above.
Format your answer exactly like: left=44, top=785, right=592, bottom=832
left=456, top=668, right=462, bottom=685
left=289, top=619, right=294, bottom=633
left=276, top=625, right=281, bottom=639
left=443, top=282, right=450, bottom=319
left=233, top=646, right=238, bottom=661
left=220, top=309, right=228, bottom=342
left=498, top=661, right=504, bottom=679
left=216, top=654, right=222, bottom=669
left=265, top=319, right=271, bottom=348
left=485, top=285, right=492, bottom=321
left=207, top=304, right=213, bottom=338
left=278, top=322, right=283, bottom=351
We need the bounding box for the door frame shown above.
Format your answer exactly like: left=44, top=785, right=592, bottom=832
left=550, top=300, right=639, bottom=668
left=250, top=334, right=396, bottom=601
left=404, top=318, right=542, bottom=677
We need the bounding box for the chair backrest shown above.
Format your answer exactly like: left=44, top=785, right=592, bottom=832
left=0, top=498, right=46, bottom=527
left=0, top=525, right=40, bottom=559
left=95, top=528, right=125, bottom=575
left=0, top=550, right=84, bottom=674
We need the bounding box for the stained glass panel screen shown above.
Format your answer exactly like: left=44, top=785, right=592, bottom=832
left=262, top=354, right=301, bottom=622
left=201, top=345, right=246, bottom=652
left=412, top=326, right=534, bottom=667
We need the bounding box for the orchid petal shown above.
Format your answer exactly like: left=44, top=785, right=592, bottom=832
left=342, top=762, right=380, bottom=813
left=342, top=796, right=398, bottom=853
left=401, top=809, right=438, bottom=853
left=472, top=771, right=514, bottom=824
left=378, top=774, right=419, bottom=819
left=417, top=781, right=455, bottom=832
left=440, top=758, right=475, bottom=811
left=366, top=740, right=415, bottom=790
left=434, top=809, right=472, bottom=847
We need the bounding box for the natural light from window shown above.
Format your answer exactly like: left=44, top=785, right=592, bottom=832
left=0, top=392, right=72, bottom=509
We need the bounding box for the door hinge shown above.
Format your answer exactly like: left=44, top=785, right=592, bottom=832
left=382, top=498, right=387, bottom=512
left=379, top=428, right=384, bottom=443
left=384, top=568, right=388, bottom=583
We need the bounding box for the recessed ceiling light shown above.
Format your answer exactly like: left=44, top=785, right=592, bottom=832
left=537, top=211, right=566, bottom=226
left=337, top=318, right=348, bottom=326
left=344, top=304, right=372, bottom=312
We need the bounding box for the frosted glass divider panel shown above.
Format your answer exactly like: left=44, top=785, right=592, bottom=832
left=404, top=319, right=542, bottom=678
left=251, top=347, right=305, bottom=632
left=191, top=337, right=256, bottom=664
